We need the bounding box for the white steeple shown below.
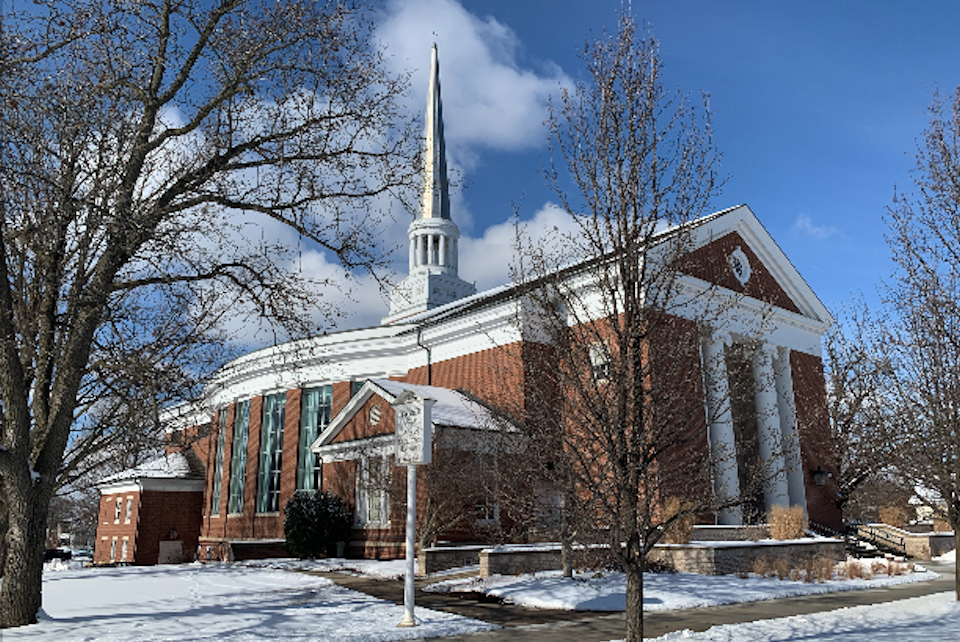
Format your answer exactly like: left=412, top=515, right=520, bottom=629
left=383, top=45, right=476, bottom=324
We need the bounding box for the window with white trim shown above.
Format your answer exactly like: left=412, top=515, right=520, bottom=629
left=110, top=538, right=117, bottom=562
left=589, top=341, right=611, bottom=383
left=256, top=392, right=286, bottom=513
left=356, top=456, right=390, bottom=526
left=113, top=499, right=122, bottom=523
left=120, top=539, right=128, bottom=562
left=124, top=497, right=133, bottom=523
left=227, top=400, right=251, bottom=514
left=210, top=409, right=228, bottom=515
left=298, top=386, right=332, bottom=491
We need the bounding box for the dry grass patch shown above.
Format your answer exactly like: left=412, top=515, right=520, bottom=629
left=878, top=505, right=908, bottom=528
left=768, top=506, right=808, bottom=540
left=661, top=496, right=695, bottom=545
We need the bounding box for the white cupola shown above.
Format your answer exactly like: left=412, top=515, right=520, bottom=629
left=383, top=45, right=476, bottom=324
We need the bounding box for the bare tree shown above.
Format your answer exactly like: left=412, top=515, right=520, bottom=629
left=512, top=16, right=730, bottom=642
left=0, top=0, right=416, bottom=626
left=884, top=86, right=960, bottom=598
left=822, top=302, right=900, bottom=514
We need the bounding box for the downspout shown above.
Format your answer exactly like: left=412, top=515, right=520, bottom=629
left=417, top=326, right=432, bottom=385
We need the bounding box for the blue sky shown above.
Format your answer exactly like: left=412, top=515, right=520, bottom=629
left=333, top=0, right=959, bottom=328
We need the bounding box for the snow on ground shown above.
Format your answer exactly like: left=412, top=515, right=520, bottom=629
left=240, top=556, right=482, bottom=579
left=935, top=548, right=956, bottom=562
left=425, top=558, right=938, bottom=612
left=11, top=563, right=496, bottom=642
left=16, top=554, right=950, bottom=642
left=649, top=591, right=960, bottom=641
left=239, top=556, right=412, bottom=580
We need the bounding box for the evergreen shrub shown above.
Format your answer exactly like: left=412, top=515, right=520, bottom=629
left=284, top=491, right=353, bottom=559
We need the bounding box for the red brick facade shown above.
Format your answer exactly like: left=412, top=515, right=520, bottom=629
left=94, top=487, right=203, bottom=565
left=684, top=231, right=801, bottom=314
left=101, top=209, right=841, bottom=562
left=792, top=350, right=843, bottom=531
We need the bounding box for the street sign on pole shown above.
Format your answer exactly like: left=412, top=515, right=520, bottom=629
left=392, top=391, right=435, bottom=628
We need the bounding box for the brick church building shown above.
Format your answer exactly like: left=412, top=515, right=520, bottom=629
left=95, top=46, right=840, bottom=565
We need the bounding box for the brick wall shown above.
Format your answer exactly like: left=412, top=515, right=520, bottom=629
left=135, top=490, right=204, bottom=564
left=683, top=231, right=801, bottom=314
left=332, top=392, right=396, bottom=443
left=406, top=342, right=526, bottom=408
left=792, top=350, right=843, bottom=531
left=279, top=388, right=302, bottom=516
left=94, top=491, right=140, bottom=564
left=202, top=404, right=234, bottom=540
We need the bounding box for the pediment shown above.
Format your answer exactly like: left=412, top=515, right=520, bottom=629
left=686, top=205, right=832, bottom=325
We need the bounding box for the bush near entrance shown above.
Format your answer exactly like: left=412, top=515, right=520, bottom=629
left=284, top=491, right=352, bottom=559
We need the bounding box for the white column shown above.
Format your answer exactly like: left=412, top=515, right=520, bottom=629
left=774, top=346, right=807, bottom=512
left=409, top=234, right=417, bottom=270
left=701, top=328, right=742, bottom=525
left=439, top=235, right=447, bottom=267
left=753, top=343, right=790, bottom=511
left=419, top=234, right=427, bottom=266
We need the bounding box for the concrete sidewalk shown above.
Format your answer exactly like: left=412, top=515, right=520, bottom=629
left=312, top=560, right=956, bottom=641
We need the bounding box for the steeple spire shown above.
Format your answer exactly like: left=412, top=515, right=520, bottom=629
left=422, top=44, right=450, bottom=220
left=382, top=44, right=476, bottom=324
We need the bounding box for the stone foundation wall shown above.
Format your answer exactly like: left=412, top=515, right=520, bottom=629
left=690, top=525, right=769, bottom=541
left=649, top=540, right=846, bottom=575
left=418, top=545, right=485, bottom=576
left=480, top=545, right=563, bottom=577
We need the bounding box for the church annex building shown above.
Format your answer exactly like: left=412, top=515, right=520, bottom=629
left=94, top=47, right=839, bottom=565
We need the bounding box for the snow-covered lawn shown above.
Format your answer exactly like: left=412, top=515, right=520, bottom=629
left=10, top=554, right=950, bottom=642
left=238, top=556, right=416, bottom=580
left=10, top=563, right=496, bottom=641
left=425, top=558, right=938, bottom=611
left=649, top=591, right=960, bottom=641
left=643, top=551, right=960, bottom=641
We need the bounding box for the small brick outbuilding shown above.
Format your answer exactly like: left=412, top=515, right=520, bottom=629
left=94, top=451, right=205, bottom=565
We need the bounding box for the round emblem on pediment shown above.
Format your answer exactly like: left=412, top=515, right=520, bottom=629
left=729, top=246, right=752, bottom=286
left=369, top=404, right=382, bottom=425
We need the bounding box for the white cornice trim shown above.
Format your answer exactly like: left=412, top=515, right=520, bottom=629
left=314, top=434, right=397, bottom=463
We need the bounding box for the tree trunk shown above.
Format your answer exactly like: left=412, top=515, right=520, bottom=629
left=954, top=528, right=959, bottom=601
left=0, top=478, right=49, bottom=627
left=625, top=561, right=644, bottom=642
left=560, top=492, right=573, bottom=578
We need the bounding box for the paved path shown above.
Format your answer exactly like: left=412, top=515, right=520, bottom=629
left=311, top=560, right=956, bottom=641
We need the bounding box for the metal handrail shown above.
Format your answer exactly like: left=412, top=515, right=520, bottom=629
left=849, top=524, right=906, bottom=554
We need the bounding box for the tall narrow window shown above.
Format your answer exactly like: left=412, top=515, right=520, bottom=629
left=256, top=392, right=286, bottom=513
left=120, top=540, right=128, bottom=562
left=210, top=410, right=228, bottom=516
left=113, top=499, right=121, bottom=523
left=110, top=538, right=117, bottom=562
left=298, top=386, right=332, bottom=491
left=589, top=341, right=611, bottom=383
left=124, top=497, right=133, bottom=523
left=356, top=456, right=390, bottom=526
left=227, top=400, right=251, bottom=514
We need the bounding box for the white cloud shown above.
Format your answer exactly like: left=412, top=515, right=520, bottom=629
left=792, top=214, right=838, bottom=240
left=377, top=0, right=571, bottom=170
left=197, top=1, right=576, bottom=342
left=459, top=202, right=578, bottom=292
